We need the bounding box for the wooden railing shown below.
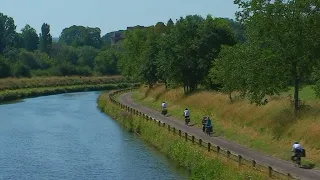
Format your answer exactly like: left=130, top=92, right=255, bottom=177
left=109, top=88, right=299, bottom=180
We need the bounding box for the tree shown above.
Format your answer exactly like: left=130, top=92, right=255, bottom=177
left=39, top=23, right=52, bottom=54
left=59, top=25, right=102, bottom=48
left=21, top=24, right=39, bottom=51
left=0, top=55, right=11, bottom=77
left=139, top=27, right=159, bottom=88
left=0, top=13, right=16, bottom=53
left=235, top=0, right=320, bottom=114
left=209, top=45, right=247, bottom=102
left=158, top=15, right=236, bottom=94
left=77, top=46, right=99, bottom=69
left=13, top=33, right=24, bottom=49
left=167, top=18, right=174, bottom=27
left=94, top=47, right=119, bottom=75
left=118, top=27, right=148, bottom=80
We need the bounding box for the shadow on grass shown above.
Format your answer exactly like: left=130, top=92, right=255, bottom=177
left=154, top=89, right=168, bottom=101
left=141, top=88, right=152, bottom=100
left=301, top=163, right=316, bottom=169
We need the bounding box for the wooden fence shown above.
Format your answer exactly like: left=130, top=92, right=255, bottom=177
left=109, top=88, right=299, bottom=180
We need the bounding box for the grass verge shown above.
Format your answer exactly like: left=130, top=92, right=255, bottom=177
left=97, top=92, right=270, bottom=180
left=132, top=84, right=319, bottom=168
left=0, top=83, right=135, bottom=103
left=0, top=75, right=130, bottom=91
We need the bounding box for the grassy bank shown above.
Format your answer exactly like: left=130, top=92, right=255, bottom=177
left=0, top=83, right=134, bottom=103
left=132, top=84, right=320, bottom=167
left=97, top=92, right=270, bottom=180
left=0, top=76, right=129, bottom=91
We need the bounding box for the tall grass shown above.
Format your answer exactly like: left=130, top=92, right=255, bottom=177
left=0, top=76, right=128, bottom=90
left=0, top=83, right=133, bottom=103
left=97, top=92, right=269, bottom=180
left=132, top=84, right=320, bottom=167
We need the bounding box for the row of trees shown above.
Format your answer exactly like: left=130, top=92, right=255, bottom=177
left=117, top=0, right=320, bottom=113
left=118, top=15, right=240, bottom=94
left=0, top=12, right=119, bottom=77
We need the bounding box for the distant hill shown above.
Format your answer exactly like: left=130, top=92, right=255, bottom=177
left=52, top=37, right=59, bottom=43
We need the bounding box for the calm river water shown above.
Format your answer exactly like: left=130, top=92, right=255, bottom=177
left=0, top=91, right=189, bottom=180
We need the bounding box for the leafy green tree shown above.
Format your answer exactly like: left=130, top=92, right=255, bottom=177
left=167, top=18, right=174, bottom=28
left=0, top=55, right=11, bottom=77
left=209, top=45, right=246, bottom=101
left=94, top=47, right=119, bottom=75
left=51, top=43, right=78, bottom=65
left=235, top=0, right=320, bottom=114
left=118, top=28, right=148, bottom=80
left=21, top=24, right=39, bottom=51
left=12, top=61, right=31, bottom=77
left=157, top=15, right=235, bottom=94
left=0, top=13, right=16, bottom=53
left=139, top=27, right=159, bottom=88
left=59, top=25, right=102, bottom=48
left=77, top=46, right=99, bottom=69
left=39, top=23, right=52, bottom=54
left=12, top=33, right=24, bottom=49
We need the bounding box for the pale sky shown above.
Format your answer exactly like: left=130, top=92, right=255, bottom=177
left=0, top=0, right=238, bottom=37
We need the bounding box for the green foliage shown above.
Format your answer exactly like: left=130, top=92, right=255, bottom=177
left=21, top=24, right=39, bottom=51
left=118, top=15, right=236, bottom=93
left=0, top=11, right=121, bottom=78
left=118, top=27, right=148, bottom=79
left=0, top=55, right=11, bottom=77
left=0, top=13, right=16, bottom=53
left=210, top=0, right=320, bottom=111
left=39, top=23, right=52, bottom=54
left=59, top=25, right=103, bottom=48
left=94, top=47, right=119, bottom=75
left=0, top=83, right=133, bottom=103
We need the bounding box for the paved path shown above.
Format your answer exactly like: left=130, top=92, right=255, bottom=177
left=119, top=92, right=320, bottom=180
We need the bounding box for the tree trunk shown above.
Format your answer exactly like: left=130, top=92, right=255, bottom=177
left=228, top=92, right=233, bottom=103
left=293, top=66, right=299, bottom=117
left=164, top=80, right=168, bottom=89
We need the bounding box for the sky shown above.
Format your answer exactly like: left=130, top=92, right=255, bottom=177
left=0, top=0, right=239, bottom=37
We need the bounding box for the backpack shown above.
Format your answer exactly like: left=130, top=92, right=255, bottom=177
left=301, top=149, right=306, bottom=157
left=202, top=117, right=206, bottom=125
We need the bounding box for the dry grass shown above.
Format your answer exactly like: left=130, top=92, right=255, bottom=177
left=135, top=84, right=320, bottom=167
left=0, top=76, right=124, bottom=90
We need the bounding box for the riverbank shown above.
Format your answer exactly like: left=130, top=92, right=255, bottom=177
left=132, top=84, right=320, bottom=167
left=0, top=83, right=135, bottom=103
left=0, top=76, right=127, bottom=91
left=97, top=92, right=269, bottom=180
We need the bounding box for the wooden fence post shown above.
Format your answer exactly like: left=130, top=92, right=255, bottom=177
left=185, top=133, right=188, bottom=141
left=238, top=155, right=242, bottom=166
left=168, top=125, right=171, bottom=132
left=217, top=146, right=220, bottom=154
left=268, top=166, right=272, bottom=177
left=173, top=127, right=176, bottom=134
left=227, top=150, right=231, bottom=158
left=208, top=143, right=211, bottom=152
left=199, top=139, right=202, bottom=147
left=252, top=160, right=256, bottom=167
left=192, top=136, right=194, bottom=143
left=179, top=130, right=181, bottom=137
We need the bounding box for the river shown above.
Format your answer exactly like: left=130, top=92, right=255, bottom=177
left=0, top=91, right=189, bottom=180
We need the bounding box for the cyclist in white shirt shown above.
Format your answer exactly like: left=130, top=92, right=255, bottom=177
left=291, top=141, right=303, bottom=165
left=161, top=102, right=167, bottom=109
left=183, top=108, right=190, bottom=125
